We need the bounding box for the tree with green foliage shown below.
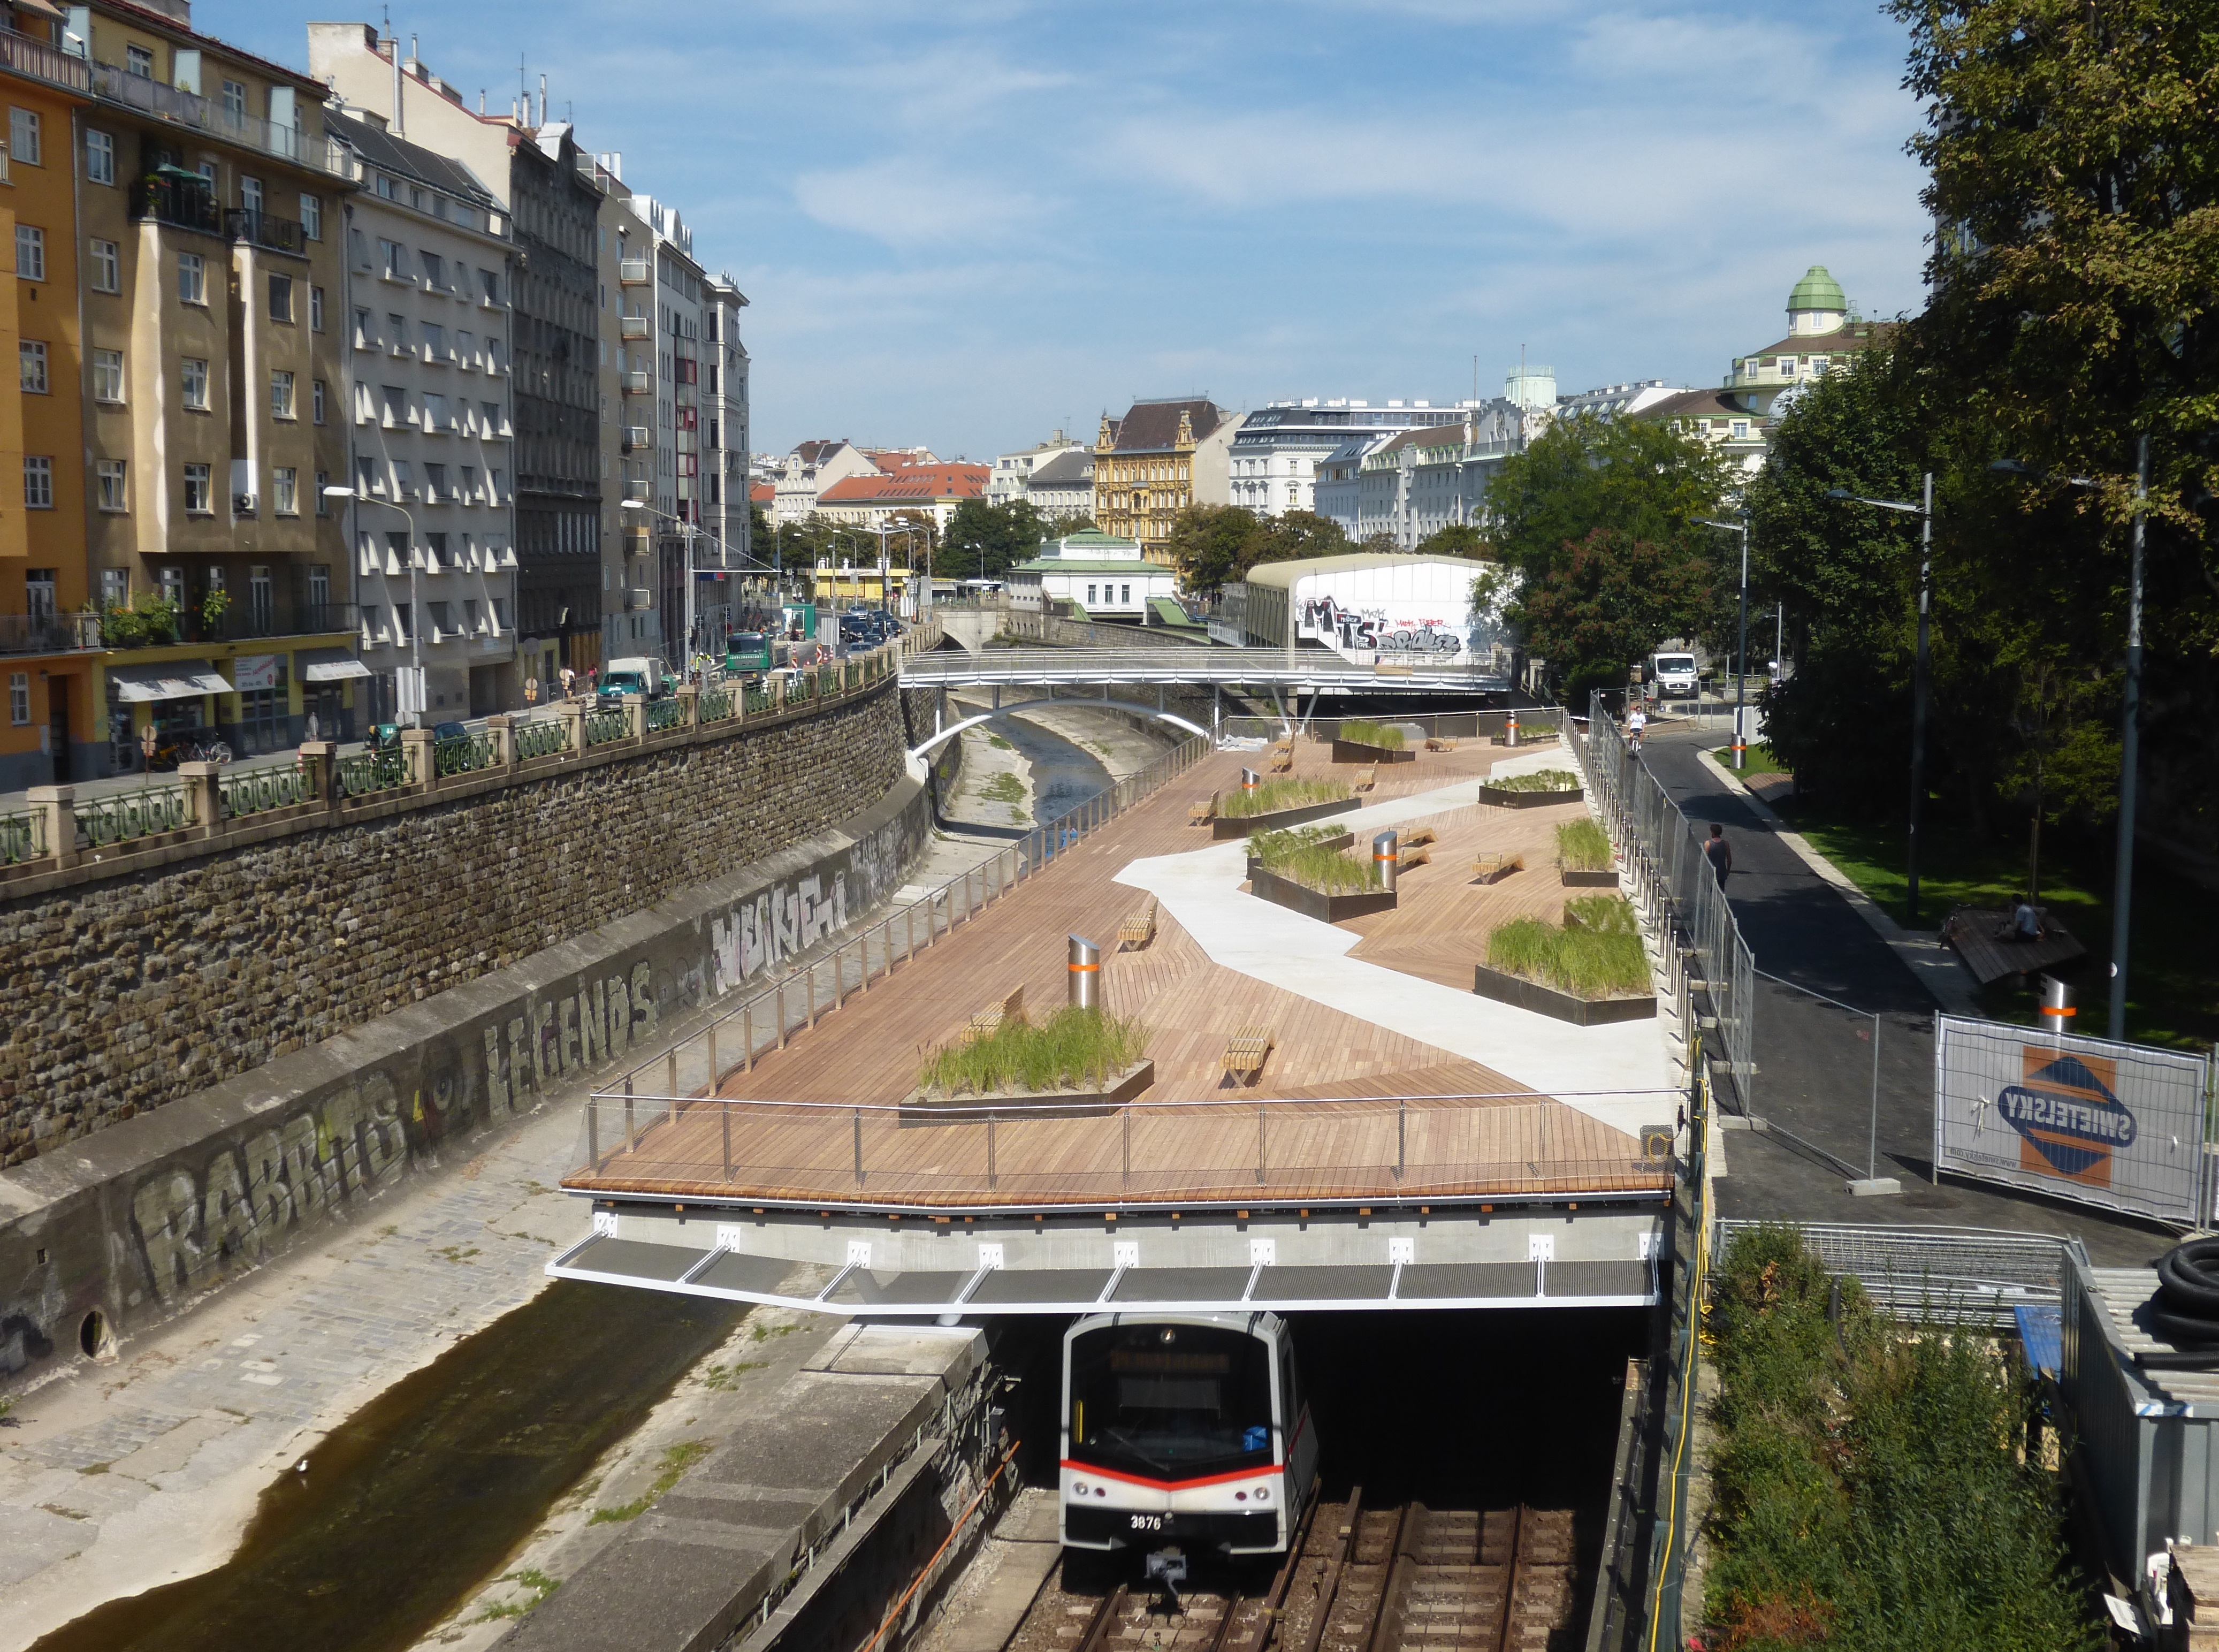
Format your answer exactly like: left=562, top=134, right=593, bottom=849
left=1508, top=528, right=1714, bottom=706
left=1165, top=504, right=1259, bottom=596
left=939, top=499, right=1050, bottom=583
left=1413, top=522, right=1492, bottom=560
left=1246, top=510, right=1353, bottom=572
left=1483, top=416, right=1735, bottom=589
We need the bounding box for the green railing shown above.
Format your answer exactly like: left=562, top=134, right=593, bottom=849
left=434, top=731, right=497, bottom=776
left=0, top=809, right=44, bottom=863
left=645, top=697, right=685, bottom=733
left=515, top=718, right=569, bottom=761
left=584, top=710, right=631, bottom=747
left=744, top=685, right=774, bottom=716
left=338, top=747, right=409, bottom=797
left=78, top=783, right=193, bottom=847
left=699, top=687, right=736, bottom=724
left=221, top=760, right=317, bottom=818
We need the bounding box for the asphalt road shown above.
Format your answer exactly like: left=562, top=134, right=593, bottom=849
left=1640, top=724, right=2170, bottom=1267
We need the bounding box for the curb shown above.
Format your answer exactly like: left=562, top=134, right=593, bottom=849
left=1697, top=747, right=1982, bottom=1018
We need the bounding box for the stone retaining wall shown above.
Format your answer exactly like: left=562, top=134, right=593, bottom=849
left=0, top=679, right=926, bottom=1166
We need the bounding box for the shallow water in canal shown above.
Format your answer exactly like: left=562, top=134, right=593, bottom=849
left=993, top=711, right=1114, bottom=826
left=32, top=1281, right=741, bottom=1652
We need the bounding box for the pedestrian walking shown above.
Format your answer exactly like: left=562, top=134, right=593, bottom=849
left=559, top=665, right=576, bottom=699
left=1703, top=822, right=1732, bottom=888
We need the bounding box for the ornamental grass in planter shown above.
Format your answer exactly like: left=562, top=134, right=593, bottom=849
left=918, top=1007, right=1150, bottom=1100
left=1330, top=717, right=1417, bottom=764
left=1478, top=766, right=1583, bottom=806
left=1484, top=896, right=1648, bottom=1001
left=1555, top=818, right=1616, bottom=885
left=1217, top=776, right=1352, bottom=819
left=1249, top=825, right=1382, bottom=894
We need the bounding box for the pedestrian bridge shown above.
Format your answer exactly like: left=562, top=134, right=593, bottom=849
left=899, top=647, right=1510, bottom=696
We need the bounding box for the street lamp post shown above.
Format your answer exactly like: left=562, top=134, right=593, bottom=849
left=623, top=499, right=787, bottom=680
left=1991, top=443, right=2147, bottom=1041
left=1827, top=475, right=1934, bottom=927
left=1697, top=516, right=1750, bottom=767
left=326, top=485, right=422, bottom=726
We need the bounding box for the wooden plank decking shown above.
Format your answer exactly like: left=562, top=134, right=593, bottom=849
left=565, top=737, right=1665, bottom=1207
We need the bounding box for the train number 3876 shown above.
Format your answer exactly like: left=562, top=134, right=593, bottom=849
left=1127, top=1514, right=1164, bottom=1532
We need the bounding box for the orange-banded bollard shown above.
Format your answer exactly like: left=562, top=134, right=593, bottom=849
left=2039, top=973, right=2074, bottom=1030
left=1240, top=766, right=1260, bottom=797
left=1505, top=708, right=1519, bottom=747
left=1373, top=830, right=1399, bottom=895
left=1069, top=934, right=1101, bottom=1011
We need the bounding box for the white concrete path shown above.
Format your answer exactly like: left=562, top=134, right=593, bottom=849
left=1112, top=763, right=1678, bottom=1141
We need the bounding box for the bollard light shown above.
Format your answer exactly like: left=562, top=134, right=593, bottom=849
left=1372, top=830, right=1399, bottom=895
left=2039, top=974, right=2075, bottom=1037
left=1068, top=934, right=1101, bottom=1011
left=1505, top=709, right=1519, bottom=748
left=1240, top=766, right=1259, bottom=796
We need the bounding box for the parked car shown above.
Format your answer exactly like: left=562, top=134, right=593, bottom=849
left=597, top=656, right=674, bottom=709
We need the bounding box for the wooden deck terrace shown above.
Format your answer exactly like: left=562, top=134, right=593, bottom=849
left=564, top=736, right=1668, bottom=1212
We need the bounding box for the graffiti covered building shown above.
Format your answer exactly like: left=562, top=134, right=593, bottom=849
left=1209, top=552, right=1509, bottom=673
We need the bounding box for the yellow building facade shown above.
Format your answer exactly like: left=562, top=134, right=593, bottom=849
left=1091, top=397, right=1223, bottom=565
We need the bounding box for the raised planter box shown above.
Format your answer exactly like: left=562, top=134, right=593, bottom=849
left=1246, top=864, right=1397, bottom=923
left=1330, top=739, right=1417, bottom=765
left=1471, top=962, right=1655, bottom=1026
left=1245, top=831, right=1354, bottom=881
left=902, top=1059, right=1156, bottom=1123
left=1210, top=796, right=1360, bottom=840
left=1478, top=783, right=1584, bottom=809
left=1559, top=868, right=1618, bottom=888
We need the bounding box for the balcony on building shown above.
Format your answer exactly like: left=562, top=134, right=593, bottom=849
left=619, top=258, right=652, bottom=285
left=621, top=371, right=651, bottom=395
left=621, top=425, right=650, bottom=453
left=133, top=170, right=225, bottom=235
left=0, top=25, right=90, bottom=93
left=226, top=207, right=305, bottom=256
left=0, top=611, right=102, bottom=657
left=620, top=315, right=651, bottom=340
left=93, top=62, right=345, bottom=177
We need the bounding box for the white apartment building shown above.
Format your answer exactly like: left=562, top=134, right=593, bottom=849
left=1226, top=400, right=1467, bottom=518
left=1348, top=398, right=1547, bottom=549
left=987, top=431, right=1083, bottom=508
left=1024, top=448, right=1095, bottom=522
left=331, top=105, right=517, bottom=719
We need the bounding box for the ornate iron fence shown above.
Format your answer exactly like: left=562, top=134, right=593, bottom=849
left=78, top=784, right=194, bottom=847
left=583, top=710, right=631, bottom=747
left=698, top=687, right=736, bottom=724
left=220, top=760, right=317, bottom=818
left=338, top=747, right=409, bottom=797
left=514, top=718, right=569, bottom=761
left=0, top=809, right=44, bottom=863
left=433, top=731, right=497, bottom=776
left=645, top=697, right=685, bottom=733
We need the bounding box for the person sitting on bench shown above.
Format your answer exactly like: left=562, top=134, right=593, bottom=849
left=1996, top=895, right=2045, bottom=942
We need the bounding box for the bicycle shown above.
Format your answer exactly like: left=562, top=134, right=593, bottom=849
left=181, top=737, right=233, bottom=764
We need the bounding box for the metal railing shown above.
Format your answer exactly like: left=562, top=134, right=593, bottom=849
left=573, top=1090, right=1676, bottom=1203
left=433, top=731, right=496, bottom=776
left=514, top=718, right=570, bottom=762
left=94, top=63, right=346, bottom=176
left=591, top=733, right=1214, bottom=1116
left=1712, top=1219, right=2072, bottom=1330
left=1221, top=708, right=1566, bottom=744
left=0, top=808, right=44, bottom=863
left=583, top=710, right=631, bottom=747
left=77, top=783, right=193, bottom=847
left=902, top=648, right=1511, bottom=690
left=337, top=747, right=408, bottom=798
left=1578, top=694, right=1756, bottom=1112
left=0, top=25, right=89, bottom=92
left=0, top=611, right=100, bottom=656
left=698, top=687, right=736, bottom=724
left=220, top=759, right=316, bottom=818
left=645, top=697, right=685, bottom=733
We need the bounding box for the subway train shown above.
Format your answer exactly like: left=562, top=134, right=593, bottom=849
left=1059, top=1311, right=1320, bottom=1567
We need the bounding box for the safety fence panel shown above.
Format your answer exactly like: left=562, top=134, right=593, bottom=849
left=1576, top=695, right=1757, bottom=1114
left=1713, top=1218, right=2073, bottom=1330
left=1933, top=1014, right=2214, bottom=1226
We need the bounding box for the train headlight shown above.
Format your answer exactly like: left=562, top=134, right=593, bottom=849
left=1071, top=1480, right=1088, bottom=1497
left=1254, top=1486, right=1271, bottom=1503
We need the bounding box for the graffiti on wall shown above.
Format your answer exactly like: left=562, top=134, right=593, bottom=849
left=119, top=796, right=929, bottom=1312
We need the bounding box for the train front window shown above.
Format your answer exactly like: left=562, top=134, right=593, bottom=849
left=1068, top=1324, right=1274, bottom=1480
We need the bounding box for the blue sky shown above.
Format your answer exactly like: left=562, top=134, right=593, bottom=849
left=205, top=1, right=1931, bottom=463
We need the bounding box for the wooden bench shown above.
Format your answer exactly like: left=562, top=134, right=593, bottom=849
left=1470, top=851, right=1524, bottom=885
left=1397, top=846, right=1431, bottom=870
left=1189, top=789, right=1220, bottom=824
left=1352, top=766, right=1377, bottom=793
left=1222, top=1026, right=1275, bottom=1085
left=1269, top=742, right=1294, bottom=774
left=1401, top=826, right=1437, bottom=848
left=964, top=986, right=1026, bottom=1043
left=1117, top=895, right=1158, bottom=951
left=1941, top=907, right=2087, bottom=986
left=1425, top=736, right=1458, bottom=752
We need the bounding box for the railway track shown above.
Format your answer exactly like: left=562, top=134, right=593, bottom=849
left=993, top=1492, right=1576, bottom=1652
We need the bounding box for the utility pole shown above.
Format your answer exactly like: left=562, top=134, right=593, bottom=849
left=2110, top=436, right=2148, bottom=1041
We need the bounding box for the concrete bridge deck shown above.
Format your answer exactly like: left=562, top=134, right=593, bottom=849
left=899, top=646, right=1510, bottom=695
left=555, top=737, right=1682, bottom=1313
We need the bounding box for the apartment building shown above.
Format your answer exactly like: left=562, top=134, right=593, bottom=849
left=1227, top=400, right=1465, bottom=519
left=1092, top=397, right=1227, bottom=562
left=309, top=25, right=605, bottom=691
left=77, top=2, right=353, bottom=772
left=986, top=430, right=1082, bottom=509
left=0, top=20, right=91, bottom=790
left=329, top=104, right=515, bottom=720
left=700, top=273, right=749, bottom=609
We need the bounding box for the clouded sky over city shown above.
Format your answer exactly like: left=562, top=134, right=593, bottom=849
left=208, top=1, right=1932, bottom=462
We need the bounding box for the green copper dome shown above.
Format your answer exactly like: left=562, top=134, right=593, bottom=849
left=1788, top=265, right=1846, bottom=313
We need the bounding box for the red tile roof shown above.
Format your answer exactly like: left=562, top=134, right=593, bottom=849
left=750, top=482, right=775, bottom=504
left=818, top=463, right=989, bottom=504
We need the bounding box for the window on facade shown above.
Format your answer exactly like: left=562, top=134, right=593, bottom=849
left=268, top=273, right=292, bottom=322
left=459, top=465, right=478, bottom=502
left=379, top=238, right=405, bottom=279
left=9, top=672, right=26, bottom=726
left=373, top=172, right=396, bottom=201
left=270, top=370, right=295, bottom=420
left=181, top=357, right=209, bottom=409
left=125, top=42, right=152, bottom=77
left=312, top=379, right=326, bottom=424
left=479, top=268, right=499, bottom=304
left=1730, top=420, right=1750, bottom=439
left=424, top=393, right=448, bottom=432
left=309, top=285, right=324, bottom=331
left=89, top=237, right=118, bottom=292
left=422, top=322, right=445, bottom=362
left=272, top=468, right=298, bottom=516
left=85, top=128, right=113, bottom=185
left=96, top=460, right=126, bottom=512
left=178, top=252, right=205, bottom=304
left=353, top=308, right=374, bottom=348
left=8, top=108, right=38, bottom=166
left=220, top=80, right=246, bottom=118
left=420, top=251, right=444, bottom=290
left=381, top=386, right=405, bottom=427
left=489, top=468, right=505, bottom=503
left=18, top=339, right=44, bottom=393
left=359, top=604, right=380, bottom=642
left=387, top=313, right=406, bottom=353
left=393, top=603, right=411, bottom=641
left=1810, top=357, right=1829, bottom=375
left=424, top=463, right=448, bottom=502
left=22, top=456, right=50, bottom=508
left=354, top=455, right=378, bottom=495
left=93, top=349, right=123, bottom=402
left=240, top=174, right=262, bottom=214
left=299, top=193, right=321, bottom=240
left=13, top=224, right=42, bottom=281
left=481, top=399, right=502, bottom=435
left=392, top=460, right=413, bottom=497
left=182, top=462, right=211, bottom=513
left=425, top=533, right=449, bottom=569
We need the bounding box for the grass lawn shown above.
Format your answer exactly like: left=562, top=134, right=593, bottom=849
left=1705, top=740, right=1791, bottom=780
left=1783, top=802, right=2216, bottom=1052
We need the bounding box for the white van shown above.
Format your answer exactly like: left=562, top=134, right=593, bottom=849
left=1650, top=652, right=1699, bottom=699
left=598, top=656, right=672, bottom=705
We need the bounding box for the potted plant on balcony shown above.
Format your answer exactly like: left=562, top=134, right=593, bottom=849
left=98, top=592, right=179, bottom=650
left=199, top=586, right=231, bottom=638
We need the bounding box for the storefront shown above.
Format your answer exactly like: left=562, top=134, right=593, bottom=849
left=230, top=654, right=289, bottom=756
left=104, top=659, right=236, bottom=771
left=298, top=648, right=369, bottom=743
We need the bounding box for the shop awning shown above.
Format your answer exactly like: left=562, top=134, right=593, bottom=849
left=106, top=661, right=234, bottom=703
left=299, top=647, right=373, bottom=683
